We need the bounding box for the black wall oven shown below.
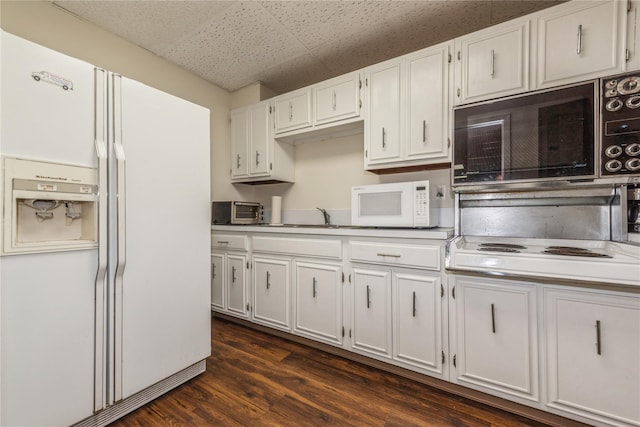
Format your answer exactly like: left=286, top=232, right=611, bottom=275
left=453, top=81, right=597, bottom=187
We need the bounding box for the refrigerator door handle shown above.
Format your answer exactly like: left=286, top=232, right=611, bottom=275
left=112, top=73, right=126, bottom=403
left=94, top=67, right=108, bottom=413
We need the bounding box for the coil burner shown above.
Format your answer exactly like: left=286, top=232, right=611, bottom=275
left=477, top=243, right=527, bottom=253
left=543, top=246, right=612, bottom=258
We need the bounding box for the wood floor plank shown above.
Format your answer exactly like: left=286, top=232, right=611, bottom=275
left=109, top=317, right=585, bottom=427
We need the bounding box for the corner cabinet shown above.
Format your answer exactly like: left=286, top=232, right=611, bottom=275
left=230, top=101, right=294, bottom=184
left=364, top=41, right=453, bottom=171
left=449, top=276, right=539, bottom=405
left=544, top=287, right=640, bottom=426
left=535, top=0, right=626, bottom=89
left=454, top=18, right=530, bottom=105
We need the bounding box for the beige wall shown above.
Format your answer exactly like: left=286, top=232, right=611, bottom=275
left=1, top=1, right=453, bottom=217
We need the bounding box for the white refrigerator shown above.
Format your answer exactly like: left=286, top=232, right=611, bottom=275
left=0, top=31, right=211, bottom=426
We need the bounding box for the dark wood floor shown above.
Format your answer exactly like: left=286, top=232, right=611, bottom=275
left=110, top=316, right=562, bottom=427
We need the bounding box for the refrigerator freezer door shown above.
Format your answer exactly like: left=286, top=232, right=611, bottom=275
left=0, top=31, right=99, bottom=426
left=112, top=75, right=211, bottom=400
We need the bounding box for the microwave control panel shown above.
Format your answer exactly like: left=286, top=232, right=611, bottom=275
left=414, top=184, right=429, bottom=222
left=601, top=73, right=640, bottom=176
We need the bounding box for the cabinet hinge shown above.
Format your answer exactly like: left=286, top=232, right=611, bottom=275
left=452, top=286, right=456, bottom=299
left=442, top=351, right=445, bottom=364
left=349, top=329, right=352, bottom=338
left=349, top=273, right=352, bottom=283
left=359, top=79, right=362, bottom=89
left=342, top=326, right=345, bottom=337
left=457, top=50, right=461, bottom=61
left=359, top=100, right=362, bottom=109
left=365, top=78, right=368, bottom=87
left=626, top=48, right=631, bottom=62
left=246, top=261, right=250, bottom=269
left=628, top=0, right=632, bottom=13
left=453, top=354, right=457, bottom=367
left=447, top=137, right=451, bottom=148
left=365, top=149, right=368, bottom=158
left=448, top=53, right=452, bottom=63
left=456, top=88, right=461, bottom=98
left=270, top=162, right=273, bottom=170
left=341, top=272, right=345, bottom=283
left=246, top=303, right=250, bottom=312
left=440, top=284, right=444, bottom=298
left=269, top=106, right=272, bottom=114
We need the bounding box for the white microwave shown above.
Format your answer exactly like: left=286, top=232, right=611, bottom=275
left=351, top=181, right=438, bottom=228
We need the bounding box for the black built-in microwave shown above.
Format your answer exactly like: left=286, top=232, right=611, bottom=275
left=453, top=81, right=597, bottom=187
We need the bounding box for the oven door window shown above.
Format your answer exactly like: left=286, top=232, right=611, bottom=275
left=453, top=82, right=596, bottom=185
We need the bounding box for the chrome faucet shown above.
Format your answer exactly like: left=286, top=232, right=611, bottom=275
left=316, top=207, right=331, bottom=225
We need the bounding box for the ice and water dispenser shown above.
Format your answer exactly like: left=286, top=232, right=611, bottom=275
left=2, top=157, right=98, bottom=254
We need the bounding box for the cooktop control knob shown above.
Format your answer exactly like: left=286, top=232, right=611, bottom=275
left=618, top=76, right=640, bottom=95
left=626, top=158, right=640, bottom=171
left=627, top=95, right=640, bottom=109
left=605, top=159, right=623, bottom=172
left=605, top=88, right=618, bottom=98
left=606, top=98, right=623, bottom=112
left=605, top=145, right=623, bottom=158
left=626, top=143, right=640, bottom=157
left=606, top=79, right=618, bottom=89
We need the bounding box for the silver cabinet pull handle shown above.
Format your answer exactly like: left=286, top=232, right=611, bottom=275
left=255, top=150, right=260, bottom=166
left=217, top=240, right=229, bottom=245
left=377, top=253, right=401, bottom=258
left=236, top=154, right=241, bottom=169
left=595, top=320, right=602, bottom=355
left=490, top=49, right=495, bottom=77
left=212, top=264, right=216, bottom=279
left=312, top=277, right=317, bottom=298
left=289, top=102, right=293, bottom=121
left=332, top=90, right=337, bottom=111
left=366, top=285, right=371, bottom=308
left=422, top=120, right=427, bottom=143
left=577, top=24, right=583, bottom=55
left=381, top=127, right=386, bottom=148
left=231, top=266, right=237, bottom=283
left=491, top=303, right=496, bottom=333
left=266, top=271, right=271, bottom=289
left=412, top=291, right=417, bottom=317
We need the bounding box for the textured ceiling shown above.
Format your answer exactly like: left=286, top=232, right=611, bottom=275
left=52, top=1, right=565, bottom=94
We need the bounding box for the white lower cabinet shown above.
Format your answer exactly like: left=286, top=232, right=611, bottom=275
left=351, top=268, right=393, bottom=358
left=226, top=254, right=249, bottom=318
left=544, top=287, right=640, bottom=426
left=211, top=253, right=225, bottom=311
left=293, top=261, right=343, bottom=346
left=393, top=272, right=446, bottom=378
left=252, top=256, right=291, bottom=331
left=450, top=276, right=539, bottom=403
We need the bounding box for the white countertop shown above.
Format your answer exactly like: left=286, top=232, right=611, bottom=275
left=212, top=224, right=454, bottom=240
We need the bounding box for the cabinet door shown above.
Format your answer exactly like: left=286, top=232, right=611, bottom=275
left=294, top=261, right=342, bottom=346
left=248, top=102, right=270, bottom=177
left=545, top=289, right=640, bottom=425
left=352, top=268, right=392, bottom=357
left=537, top=1, right=623, bottom=88
left=230, top=108, right=249, bottom=179
left=253, top=257, right=290, bottom=330
left=211, top=253, right=225, bottom=311
left=314, top=72, right=361, bottom=125
left=274, top=89, right=312, bottom=134
left=365, top=61, right=402, bottom=165
left=406, top=45, right=451, bottom=162
left=452, top=277, right=538, bottom=402
left=226, top=254, right=248, bottom=318
left=456, top=21, right=529, bottom=105
left=393, top=273, right=444, bottom=376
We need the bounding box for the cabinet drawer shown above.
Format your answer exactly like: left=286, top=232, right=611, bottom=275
left=211, top=234, right=248, bottom=251
left=350, top=241, right=440, bottom=270
left=253, top=236, right=342, bottom=259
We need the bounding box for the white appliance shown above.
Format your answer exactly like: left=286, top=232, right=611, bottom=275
left=351, top=180, right=438, bottom=227
left=0, top=31, right=211, bottom=426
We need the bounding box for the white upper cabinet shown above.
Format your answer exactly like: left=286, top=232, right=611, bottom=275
left=536, top=1, right=625, bottom=88
left=230, top=101, right=294, bottom=184
left=454, top=19, right=530, bottom=105
left=274, top=88, right=312, bottom=134
left=365, top=59, right=402, bottom=165
left=365, top=41, right=452, bottom=170
left=314, top=72, right=361, bottom=126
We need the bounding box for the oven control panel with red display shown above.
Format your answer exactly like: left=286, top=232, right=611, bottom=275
left=601, top=73, right=640, bottom=176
